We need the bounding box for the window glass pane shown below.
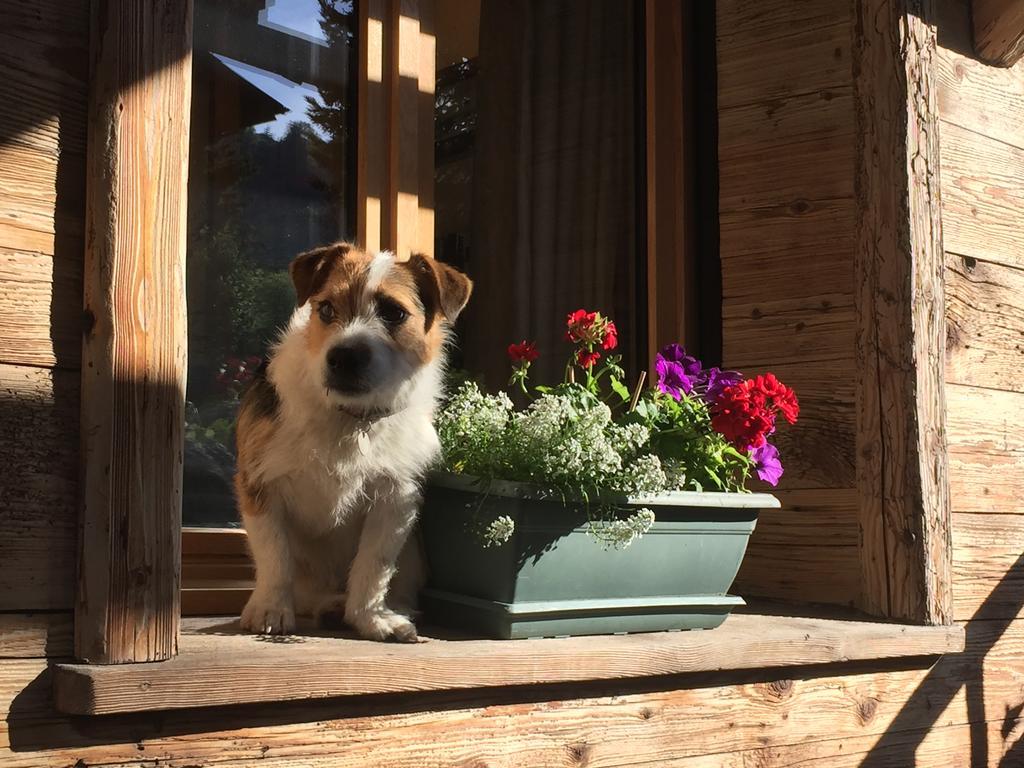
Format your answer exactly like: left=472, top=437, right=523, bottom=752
left=435, top=0, right=644, bottom=389
left=183, top=0, right=357, bottom=527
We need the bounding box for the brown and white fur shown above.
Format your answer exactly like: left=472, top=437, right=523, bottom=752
left=234, top=242, right=472, bottom=642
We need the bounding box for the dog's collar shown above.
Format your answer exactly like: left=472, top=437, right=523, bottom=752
left=336, top=403, right=400, bottom=423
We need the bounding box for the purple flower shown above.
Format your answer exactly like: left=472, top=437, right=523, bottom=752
left=659, top=344, right=702, bottom=378
left=702, top=367, right=743, bottom=404
left=655, top=357, right=692, bottom=400
left=751, top=443, right=784, bottom=486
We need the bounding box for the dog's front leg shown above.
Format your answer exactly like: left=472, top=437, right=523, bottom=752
left=239, top=486, right=296, bottom=635
left=345, top=481, right=420, bottom=642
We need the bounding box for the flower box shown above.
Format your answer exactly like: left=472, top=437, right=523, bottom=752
left=420, top=471, right=780, bottom=639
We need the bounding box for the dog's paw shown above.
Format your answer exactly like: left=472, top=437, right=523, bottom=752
left=240, top=592, right=296, bottom=635
left=347, top=608, right=419, bottom=643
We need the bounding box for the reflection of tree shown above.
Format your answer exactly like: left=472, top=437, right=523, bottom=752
left=306, top=0, right=357, bottom=225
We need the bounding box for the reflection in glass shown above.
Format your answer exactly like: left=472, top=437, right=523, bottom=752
left=183, top=0, right=357, bottom=526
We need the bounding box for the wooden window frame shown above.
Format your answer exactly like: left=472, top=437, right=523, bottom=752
left=76, top=0, right=954, bottom=668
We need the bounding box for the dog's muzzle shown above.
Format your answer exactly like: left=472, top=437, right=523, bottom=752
left=326, top=340, right=374, bottom=394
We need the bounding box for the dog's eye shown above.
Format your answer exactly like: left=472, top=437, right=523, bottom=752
left=317, top=301, right=336, bottom=324
left=377, top=298, right=409, bottom=326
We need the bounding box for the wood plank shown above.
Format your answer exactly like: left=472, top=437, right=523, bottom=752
left=0, top=245, right=83, bottom=369
left=972, top=0, right=1024, bottom=67
left=388, top=0, right=423, bottom=256
left=717, top=22, right=851, bottom=110
left=716, top=0, right=852, bottom=44
left=719, top=138, right=855, bottom=210
left=941, top=121, right=1024, bottom=270
left=718, top=89, right=854, bottom=161
left=953, top=512, right=1024, bottom=619
left=76, top=0, right=193, bottom=664
left=852, top=0, right=951, bottom=624
left=937, top=22, right=1024, bottom=151
left=0, top=29, right=88, bottom=159
left=52, top=614, right=963, bottom=715
left=0, top=614, right=72, bottom=659
left=0, top=660, right=963, bottom=767
left=947, top=383, right=1024, bottom=514
left=0, top=363, right=77, bottom=611
left=722, top=297, right=855, bottom=369
left=946, top=253, right=1024, bottom=392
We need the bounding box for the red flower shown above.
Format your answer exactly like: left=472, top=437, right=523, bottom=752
left=602, top=321, right=618, bottom=351
left=566, top=309, right=598, bottom=342
left=711, top=374, right=799, bottom=450
left=577, top=349, right=601, bottom=369
left=507, top=340, right=539, bottom=363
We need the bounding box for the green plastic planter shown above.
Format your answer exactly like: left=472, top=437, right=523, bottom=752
left=419, top=472, right=781, bottom=639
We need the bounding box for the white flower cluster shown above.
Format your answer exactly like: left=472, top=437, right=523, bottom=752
left=613, top=453, right=668, bottom=494
left=482, top=515, right=515, bottom=547
left=589, top=507, right=656, bottom=549
left=435, top=382, right=513, bottom=474
left=507, top=394, right=622, bottom=490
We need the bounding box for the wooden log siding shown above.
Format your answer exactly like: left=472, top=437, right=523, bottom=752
left=76, top=0, right=192, bottom=663
left=852, top=0, right=952, bottom=624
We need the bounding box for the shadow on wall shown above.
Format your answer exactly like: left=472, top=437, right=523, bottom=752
left=860, top=554, right=1024, bottom=767
left=0, top=5, right=89, bottom=614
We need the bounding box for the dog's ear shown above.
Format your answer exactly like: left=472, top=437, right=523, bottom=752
left=289, top=243, right=350, bottom=306
left=406, top=253, right=473, bottom=326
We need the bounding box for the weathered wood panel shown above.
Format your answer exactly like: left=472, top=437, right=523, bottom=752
left=0, top=615, right=72, bottom=659
left=946, top=253, right=1024, bottom=392
left=0, top=363, right=77, bottom=611
left=937, top=32, right=1024, bottom=151
left=947, top=383, right=1024, bottom=514
left=853, top=0, right=951, bottom=624
left=0, top=246, right=82, bottom=369
left=76, top=0, right=193, bottom=663
left=953, top=512, right=1024, bottom=620
left=0, top=659, right=985, bottom=768
left=736, top=491, right=860, bottom=605
left=941, top=121, right=1024, bottom=270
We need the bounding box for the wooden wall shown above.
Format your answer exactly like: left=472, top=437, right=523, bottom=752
left=723, top=0, right=861, bottom=607
left=4, top=0, right=1024, bottom=765
left=0, top=1, right=85, bottom=619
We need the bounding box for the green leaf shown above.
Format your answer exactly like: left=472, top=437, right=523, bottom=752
left=609, top=376, right=630, bottom=403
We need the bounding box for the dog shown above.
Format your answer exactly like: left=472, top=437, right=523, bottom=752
left=234, top=242, right=472, bottom=642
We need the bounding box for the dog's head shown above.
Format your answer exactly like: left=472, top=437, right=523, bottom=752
left=286, top=242, right=472, bottom=412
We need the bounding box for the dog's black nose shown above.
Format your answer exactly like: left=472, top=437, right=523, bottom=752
left=326, top=341, right=373, bottom=392
left=328, top=341, right=373, bottom=372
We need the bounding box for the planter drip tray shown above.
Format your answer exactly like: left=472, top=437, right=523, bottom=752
left=422, top=589, right=746, bottom=639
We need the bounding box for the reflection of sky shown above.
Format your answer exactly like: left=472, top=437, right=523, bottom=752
left=212, top=53, right=327, bottom=140
left=258, top=0, right=353, bottom=47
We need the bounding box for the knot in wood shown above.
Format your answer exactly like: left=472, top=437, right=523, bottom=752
left=858, top=697, right=879, bottom=724
left=759, top=679, right=794, bottom=702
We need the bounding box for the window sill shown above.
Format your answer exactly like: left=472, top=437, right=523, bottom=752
left=52, top=608, right=964, bottom=716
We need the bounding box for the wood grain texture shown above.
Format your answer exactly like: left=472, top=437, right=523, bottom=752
left=1, top=656, right=997, bottom=768
left=941, top=121, right=1024, bottom=270
left=937, top=23, right=1024, bottom=151
left=947, top=383, right=1024, bottom=514
left=852, top=0, right=952, bottom=624
left=972, top=0, right=1024, bottom=66
left=0, top=614, right=72, bottom=659
left=945, top=252, right=1024, bottom=391
left=0, top=245, right=82, bottom=369
left=0, top=363, right=77, bottom=611
left=76, top=0, right=192, bottom=663
left=953, top=512, right=1024, bottom=619
left=52, top=614, right=963, bottom=715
